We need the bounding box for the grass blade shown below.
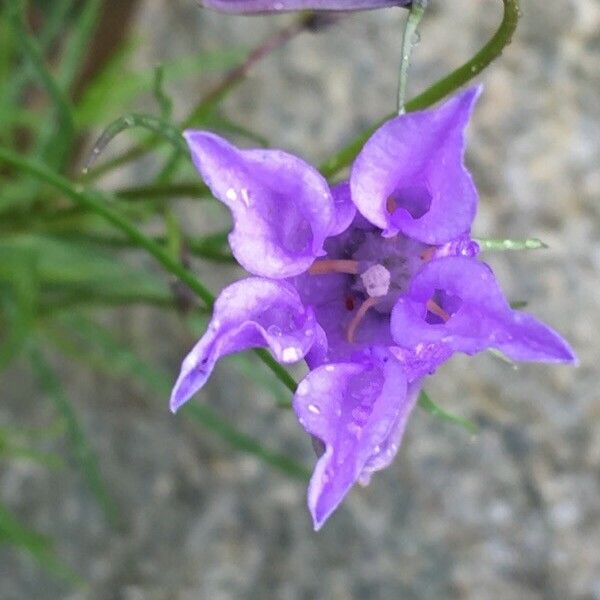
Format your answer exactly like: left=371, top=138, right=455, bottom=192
left=7, top=0, right=75, bottom=169
left=418, top=390, right=477, bottom=435
left=29, top=347, right=119, bottom=527
left=475, top=237, right=548, bottom=252
left=0, top=502, right=80, bottom=584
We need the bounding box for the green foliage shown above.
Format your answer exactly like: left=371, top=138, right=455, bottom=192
left=0, top=502, right=80, bottom=584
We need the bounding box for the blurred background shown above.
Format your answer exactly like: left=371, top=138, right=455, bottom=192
left=0, top=0, right=598, bottom=598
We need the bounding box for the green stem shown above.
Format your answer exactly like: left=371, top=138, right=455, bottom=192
left=0, top=147, right=298, bottom=394
left=397, top=0, right=428, bottom=114
left=319, top=0, right=520, bottom=178
left=115, top=181, right=209, bottom=201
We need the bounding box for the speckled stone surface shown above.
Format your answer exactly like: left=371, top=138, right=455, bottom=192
left=1, top=0, right=599, bottom=598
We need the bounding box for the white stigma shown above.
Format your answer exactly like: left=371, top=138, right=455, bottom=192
left=360, top=264, right=391, bottom=298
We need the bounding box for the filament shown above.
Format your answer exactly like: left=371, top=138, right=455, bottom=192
left=426, top=298, right=450, bottom=322
left=347, top=297, right=379, bottom=343
left=309, top=259, right=359, bottom=275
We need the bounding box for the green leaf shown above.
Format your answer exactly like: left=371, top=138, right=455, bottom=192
left=0, top=501, right=80, bottom=584
left=0, top=234, right=170, bottom=302
left=418, top=390, right=478, bottom=434
left=153, top=64, right=173, bottom=120
left=29, top=347, right=119, bottom=527
left=0, top=244, right=39, bottom=370
left=7, top=0, right=75, bottom=170
left=475, top=237, right=548, bottom=252
left=74, top=46, right=243, bottom=128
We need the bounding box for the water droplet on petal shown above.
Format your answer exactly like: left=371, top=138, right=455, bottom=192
left=282, top=346, right=301, bottom=362
left=226, top=188, right=237, bottom=201
left=307, top=404, right=321, bottom=415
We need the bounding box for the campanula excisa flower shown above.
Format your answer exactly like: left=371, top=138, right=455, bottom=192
left=170, top=87, right=576, bottom=530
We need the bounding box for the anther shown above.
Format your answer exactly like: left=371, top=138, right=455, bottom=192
left=426, top=298, right=451, bottom=322
left=308, top=259, right=359, bottom=275
left=347, top=297, right=379, bottom=343
left=420, top=246, right=436, bottom=261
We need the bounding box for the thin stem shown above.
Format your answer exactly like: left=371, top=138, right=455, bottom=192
left=397, top=0, right=428, bottom=114
left=319, top=0, right=520, bottom=178
left=115, top=181, right=209, bottom=200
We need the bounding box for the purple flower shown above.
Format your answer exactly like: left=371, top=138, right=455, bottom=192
left=200, top=0, right=409, bottom=13
left=171, top=87, right=576, bottom=530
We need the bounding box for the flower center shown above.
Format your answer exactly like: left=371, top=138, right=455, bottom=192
left=350, top=230, right=426, bottom=313
left=309, top=229, right=429, bottom=343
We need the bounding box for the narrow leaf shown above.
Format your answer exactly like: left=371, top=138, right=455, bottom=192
left=418, top=390, right=478, bottom=434
left=475, top=237, right=548, bottom=252
left=0, top=502, right=79, bottom=584
left=29, top=347, right=119, bottom=527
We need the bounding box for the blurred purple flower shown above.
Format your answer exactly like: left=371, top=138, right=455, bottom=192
left=200, top=0, right=409, bottom=13
left=171, top=87, right=576, bottom=530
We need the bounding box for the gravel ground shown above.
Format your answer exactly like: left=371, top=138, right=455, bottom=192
left=1, top=0, right=599, bottom=598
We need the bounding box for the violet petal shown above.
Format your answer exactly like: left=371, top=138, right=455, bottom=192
left=358, top=380, right=422, bottom=485
left=171, top=277, right=317, bottom=412
left=293, top=355, right=409, bottom=530
left=185, top=131, right=335, bottom=278
left=351, top=87, right=481, bottom=243
left=328, top=181, right=357, bottom=237
left=390, top=256, right=576, bottom=364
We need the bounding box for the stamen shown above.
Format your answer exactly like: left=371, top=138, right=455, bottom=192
left=347, top=296, right=379, bottom=343
left=308, top=259, right=359, bottom=275
left=426, top=298, right=451, bottom=322
left=386, top=197, right=397, bottom=214
left=420, top=246, right=436, bottom=262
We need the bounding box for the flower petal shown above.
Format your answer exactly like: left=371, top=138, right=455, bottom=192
left=328, top=181, right=357, bottom=237
left=293, top=354, right=409, bottom=530
left=358, top=380, right=422, bottom=485
left=184, top=131, right=335, bottom=278
left=351, top=87, right=481, bottom=243
left=390, top=257, right=576, bottom=364
left=201, top=0, right=408, bottom=13
left=171, top=278, right=317, bottom=412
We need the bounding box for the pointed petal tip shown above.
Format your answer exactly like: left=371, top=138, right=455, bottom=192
left=311, top=514, right=324, bottom=532
left=169, top=386, right=191, bottom=414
